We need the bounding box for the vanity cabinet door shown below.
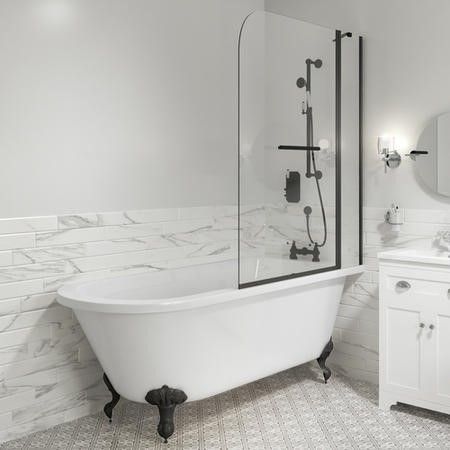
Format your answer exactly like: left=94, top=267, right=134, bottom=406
left=382, top=305, right=426, bottom=396
left=427, top=309, right=450, bottom=407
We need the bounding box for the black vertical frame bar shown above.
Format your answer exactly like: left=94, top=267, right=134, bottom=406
left=335, top=30, right=342, bottom=269
left=358, top=36, right=364, bottom=265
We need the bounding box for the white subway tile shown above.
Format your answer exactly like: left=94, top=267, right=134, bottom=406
left=12, top=391, right=85, bottom=426
left=0, top=234, right=35, bottom=252
left=0, top=343, right=29, bottom=366
left=334, top=341, right=378, bottom=362
left=1, top=351, right=76, bottom=380
left=338, top=304, right=378, bottom=323
left=0, top=280, right=44, bottom=300
left=0, top=411, right=65, bottom=443
left=69, top=245, right=201, bottom=272
left=20, top=293, right=58, bottom=312
left=0, top=326, right=53, bottom=349
left=36, top=223, right=163, bottom=247
left=0, top=299, right=20, bottom=317
left=58, top=212, right=130, bottom=229
left=0, top=252, right=13, bottom=267
left=0, top=217, right=56, bottom=235
left=363, top=207, right=386, bottom=221
left=0, top=306, right=72, bottom=333
left=5, top=368, right=58, bottom=389
left=0, top=261, right=77, bottom=284
left=0, top=412, right=12, bottom=429
left=126, top=208, right=178, bottom=224
left=0, top=388, right=35, bottom=414
left=404, top=208, right=450, bottom=224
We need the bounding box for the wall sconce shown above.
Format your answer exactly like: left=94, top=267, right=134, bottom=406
left=378, top=136, right=401, bottom=170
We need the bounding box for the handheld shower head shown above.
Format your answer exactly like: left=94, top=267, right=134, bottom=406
left=296, top=77, right=306, bottom=88
left=306, top=58, right=322, bottom=68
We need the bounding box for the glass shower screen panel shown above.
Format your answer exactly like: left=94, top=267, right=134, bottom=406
left=239, top=12, right=348, bottom=287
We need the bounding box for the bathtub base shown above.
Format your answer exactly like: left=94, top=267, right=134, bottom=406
left=316, top=338, right=334, bottom=383
left=103, top=373, right=121, bottom=422
left=145, top=385, right=187, bottom=443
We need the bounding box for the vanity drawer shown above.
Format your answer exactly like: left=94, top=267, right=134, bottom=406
left=380, top=265, right=450, bottom=308
left=386, top=276, right=450, bottom=298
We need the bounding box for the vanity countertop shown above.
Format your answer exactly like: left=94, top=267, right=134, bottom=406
left=377, top=248, right=450, bottom=266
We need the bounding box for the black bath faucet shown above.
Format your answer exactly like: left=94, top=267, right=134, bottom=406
left=289, top=241, right=320, bottom=262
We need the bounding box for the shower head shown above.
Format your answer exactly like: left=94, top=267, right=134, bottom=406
left=296, top=77, right=306, bottom=89
left=306, top=58, right=322, bottom=68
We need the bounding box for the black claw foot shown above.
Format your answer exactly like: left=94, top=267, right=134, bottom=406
left=317, top=338, right=333, bottom=383
left=103, top=373, right=120, bottom=422
left=145, top=385, right=187, bottom=443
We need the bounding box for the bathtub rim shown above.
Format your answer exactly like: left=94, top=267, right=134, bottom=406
left=57, top=263, right=365, bottom=314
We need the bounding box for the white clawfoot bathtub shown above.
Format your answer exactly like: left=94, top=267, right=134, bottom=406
left=58, top=259, right=362, bottom=438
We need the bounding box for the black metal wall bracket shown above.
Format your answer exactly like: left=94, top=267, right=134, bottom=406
left=316, top=338, right=334, bottom=383
left=103, top=373, right=121, bottom=422
left=278, top=145, right=320, bottom=151
left=145, top=385, right=187, bottom=443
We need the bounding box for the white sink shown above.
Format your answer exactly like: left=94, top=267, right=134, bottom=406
left=378, top=248, right=450, bottom=266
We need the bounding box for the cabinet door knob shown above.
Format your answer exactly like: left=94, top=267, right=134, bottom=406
left=429, top=324, right=435, bottom=330
left=419, top=322, right=425, bottom=328
left=396, top=280, right=411, bottom=290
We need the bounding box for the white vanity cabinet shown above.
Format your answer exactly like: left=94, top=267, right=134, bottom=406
left=378, top=249, right=450, bottom=415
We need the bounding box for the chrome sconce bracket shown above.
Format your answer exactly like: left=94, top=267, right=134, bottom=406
left=382, top=150, right=401, bottom=169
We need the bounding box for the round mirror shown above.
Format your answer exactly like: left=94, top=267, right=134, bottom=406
left=416, top=112, right=450, bottom=196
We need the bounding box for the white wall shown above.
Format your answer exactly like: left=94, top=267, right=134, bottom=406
left=0, top=0, right=261, bottom=218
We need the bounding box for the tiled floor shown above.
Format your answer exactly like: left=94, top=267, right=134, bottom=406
left=2, top=365, right=450, bottom=449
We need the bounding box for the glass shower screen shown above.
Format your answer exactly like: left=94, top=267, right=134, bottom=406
left=238, top=12, right=361, bottom=287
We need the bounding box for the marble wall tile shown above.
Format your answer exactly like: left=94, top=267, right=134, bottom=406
left=0, top=307, right=72, bottom=334
left=0, top=253, right=13, bottom=268
left=0, top=261, right=77, bottom=284
left=1, top=352, right=77, bottom=381
left=0, top=235, right=35, bottom=252
left=0, top=326, right=53, bottom=349
left=0, top=280, right=44, bottom=301
left=20, top=293, right=58, bottom=312
left=36, top=223, right=164, bottom=247
left=0, top=388, right=35, bottom=415
left=0, top=217, right=57, bottom=235
left=12, top=391, right=85, bottom=426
